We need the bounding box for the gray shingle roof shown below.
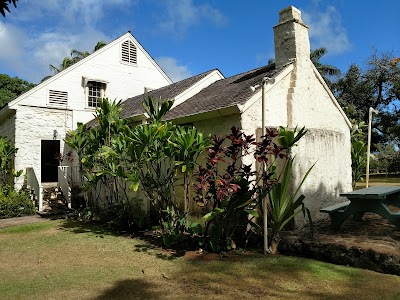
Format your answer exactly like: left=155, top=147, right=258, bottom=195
left=87, top=63, right=291, bottom=127
left=119, top=69, right=218, bottom=119
left=164, top=63, right=289, bottom=120
left=86, top=69, right=217, bottom=127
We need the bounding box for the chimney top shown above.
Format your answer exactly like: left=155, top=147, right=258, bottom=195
left=273, top=6, right=310, bottom=68
left=278, top=6, right=306, bottom=26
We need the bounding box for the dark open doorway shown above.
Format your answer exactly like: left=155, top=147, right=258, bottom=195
left=41, top=140, right=60, bottom=183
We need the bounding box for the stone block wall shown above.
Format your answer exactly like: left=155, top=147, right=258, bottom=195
left=14, top=106, right=73, bottom=188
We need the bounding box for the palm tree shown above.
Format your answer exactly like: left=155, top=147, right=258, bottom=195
left=267, top=47, right=340, bottom=81
left=49, top=57, right=75, bottom=74
left=310, top=47, right=340, bottom=78
left=93, top=41, right=107, bottom=52
left=70, top=40, right=107, bottom=61
left=41, top=41, right=108, bottom=82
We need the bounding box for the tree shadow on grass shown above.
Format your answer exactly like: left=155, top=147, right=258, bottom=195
left=57, top=219, right=123, bottom=237
left=92, top=279, right=161, bottom=300
left=58, top=219, right=186, bottom=260
left=90, top=254, right=400, bottom=300
left=169, top=255, right=400, bottom=300
left=132, top=233, right=186, bottom=261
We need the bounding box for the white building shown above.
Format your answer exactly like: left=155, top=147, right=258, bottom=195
left=0, top=32, right=172, bottom=190
left=0, top=6, right=352, bottom=221
left=104, top=6, right=352, bottom=221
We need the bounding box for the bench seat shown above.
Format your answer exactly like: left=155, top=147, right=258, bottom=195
left=320, top=201, right=351, bottom=214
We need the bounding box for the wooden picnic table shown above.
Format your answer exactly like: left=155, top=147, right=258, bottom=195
left=320, top=186, right=400, bottom=230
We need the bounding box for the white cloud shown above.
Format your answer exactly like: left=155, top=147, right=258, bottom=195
left=0, top=23, right=28, bottom=74
left=0, top=22, right=110, bottom=83
left=154, top=0, right=228, bottom=37
left=156, top=57, right=192, bottom=82
left=30, top=29, right=109, bottom=82
left=302, top=5, right=351, bottom=55
left=0, top=1, right=137, bottom=83
left=12, top=0, right=134, bottom=27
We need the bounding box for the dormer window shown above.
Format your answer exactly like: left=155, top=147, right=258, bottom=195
left=87, top=81, right=105, bottom=108
left=121, top=40, right=137, bottom=64
left=83, top=77, right=108, bottom=109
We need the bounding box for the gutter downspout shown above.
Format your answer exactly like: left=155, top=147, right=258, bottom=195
left=366, top=107, right=379, bottom=188
left=262, top=77, right=271, bottom=254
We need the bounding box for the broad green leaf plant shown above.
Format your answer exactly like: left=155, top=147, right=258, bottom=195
left=267, top=126, right=313, bottom=254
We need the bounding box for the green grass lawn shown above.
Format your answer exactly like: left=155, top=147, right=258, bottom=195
left=0, top=220, right=400, bottom=300
left=356, top=174, right=400, bottom=188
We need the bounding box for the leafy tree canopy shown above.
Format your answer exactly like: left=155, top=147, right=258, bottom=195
left=333, top=51, right=400, bottom=146
left=0, top=74, right=36, bottom=107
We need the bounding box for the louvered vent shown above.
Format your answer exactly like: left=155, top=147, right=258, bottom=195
left=48, top=90, right=68, bottom=106
left=121, top=40, right=137, bottom=64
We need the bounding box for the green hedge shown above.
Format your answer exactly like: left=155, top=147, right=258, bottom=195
left=0, top=189, right=35, bottom=219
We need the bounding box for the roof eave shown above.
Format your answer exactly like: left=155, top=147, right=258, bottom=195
left=0, top=105, right=15, bottom=122
left=238, top=63, right=294, bottom=114
left=168, top=105, right=240, bottom=125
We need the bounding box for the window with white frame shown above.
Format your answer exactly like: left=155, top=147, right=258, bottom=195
left=87, top=81, right=106, bottom=108
left=121, top=40, right=137, bottom=64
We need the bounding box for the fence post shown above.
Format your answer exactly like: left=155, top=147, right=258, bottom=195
left=38, top=185, right=43, bottom=211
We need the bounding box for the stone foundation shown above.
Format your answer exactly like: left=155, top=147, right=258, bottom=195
left=279, top=213, right=400, bottom=275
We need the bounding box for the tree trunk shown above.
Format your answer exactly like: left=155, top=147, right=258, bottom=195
left=270, top=236, right=280, bottom=255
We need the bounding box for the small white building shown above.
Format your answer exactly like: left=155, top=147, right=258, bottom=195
left=0, top=6, right=352, bottom=221
left=0, top=32, right=172, bottom=190
left=109, top=6, right=353, bottom=221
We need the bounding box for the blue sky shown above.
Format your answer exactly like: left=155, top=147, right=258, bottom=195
left=0, top=0, right=399, bottom=84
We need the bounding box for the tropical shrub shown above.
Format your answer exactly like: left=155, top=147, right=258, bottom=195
left=122, top=97, right=211, bottom=223
left=266, top=126, right=313, bottom=254
left=194, top=126, right=312, bottom=253
left=65, top=97, right=211, bottom=237
left=161, top=206, right=203, bottom=248
left=0, top=136, right=21, bottom=186
left=65, top=98, right=136, bottom=222
left=350, top=121, right=367, bottom=189
left=0, top=188, right=34, bottom=219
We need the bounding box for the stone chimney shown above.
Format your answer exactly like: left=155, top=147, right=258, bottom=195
left=273, top=6, right=311, bottom=68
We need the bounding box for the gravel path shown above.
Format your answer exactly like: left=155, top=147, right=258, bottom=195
left=0, top=215, right=50, bottom=229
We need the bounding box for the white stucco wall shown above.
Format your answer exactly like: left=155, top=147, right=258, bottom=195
left=291, top=129, right=351, bottom=223
left=14, top=106, right=73, bottom=188
left=237, top=62, right=352, bottom=224
left=240, top=71, right=292, bottom=168
left=287, top=64, right=352, bottom=224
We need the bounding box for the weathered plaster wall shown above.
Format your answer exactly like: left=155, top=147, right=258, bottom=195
left=240, top=71, right=291, bottom=168
left=238, top=64, right=351, bottom=224
left=14, top=106, right=73, bottom=188
left=289, top=62, right=352, bottom=223
left=291, top=129, right=351, bottom=225
left=250, top=5, right=354, bottom=225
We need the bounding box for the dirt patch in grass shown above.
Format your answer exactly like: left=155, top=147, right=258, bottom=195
left=1, top=220, right=400, bottom=300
